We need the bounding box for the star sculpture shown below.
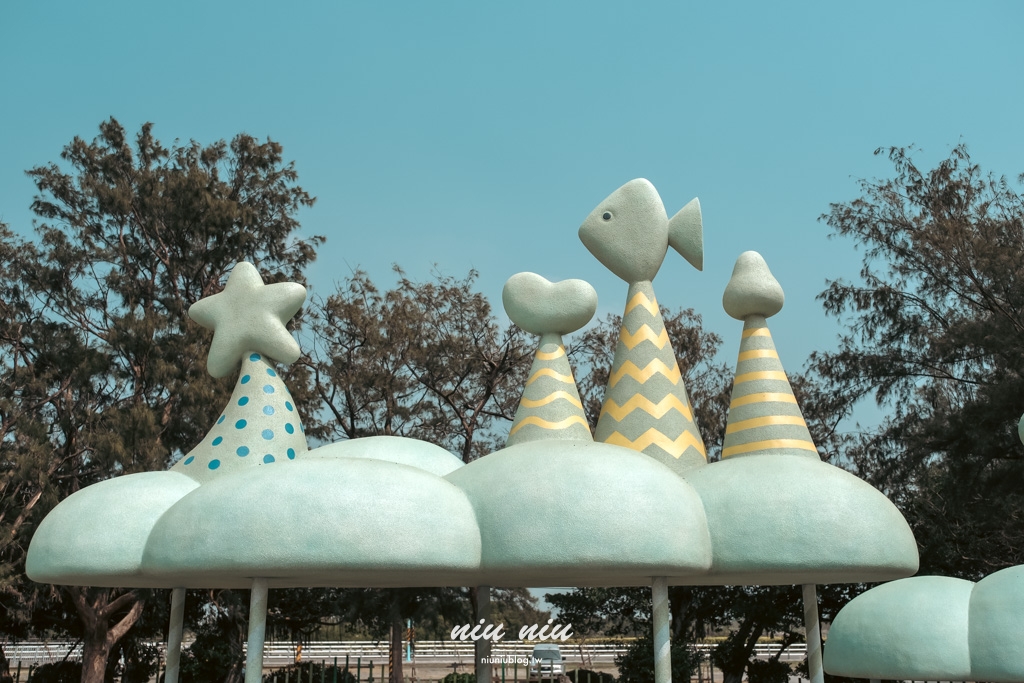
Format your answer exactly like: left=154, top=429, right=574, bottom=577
left=188, top=262, right=307, bottom=378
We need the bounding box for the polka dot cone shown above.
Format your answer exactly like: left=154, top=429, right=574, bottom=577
left=172, top=353, right=308, bottom=482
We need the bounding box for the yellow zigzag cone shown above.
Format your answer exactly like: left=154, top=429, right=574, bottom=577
left=536, top=347, right=566, bottom=361
left=600, top=394, right=694, bottom=422
left=624, top=291, right=659, bottom=316
left=730, top=392, right=798, bottom=409
left=608, top=359, right=681, bottom=388
left=619, top=325, right=671, bottom=350
left=725, top=414, right=809, bottom=435
left=722, top=438, right=818, bottom=458
left=526, top=368, right=576, bottom=386
left=604, top=428, right=707, bottom=459
left=509, top=415, right=590, bottom=436
left=520, top=391, right=584, bottom=409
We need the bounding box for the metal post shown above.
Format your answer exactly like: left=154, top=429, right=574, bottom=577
left=246, top=579, right=270, bottom=683
left=165, top=588, right=186, bottom=683
left=322, top=660, right=326, bottom=683
left=652, top=577, right=670, bottom=683
left=357, top=657, right=361, bottom=683
left=802, top=584, right=824, bottom=683
left=475, top=586, right=492, bottom=683
left=334, top=657, right=338, bottom=683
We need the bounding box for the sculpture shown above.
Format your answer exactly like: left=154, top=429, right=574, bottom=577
left=27, top=179, right=921, bottom=683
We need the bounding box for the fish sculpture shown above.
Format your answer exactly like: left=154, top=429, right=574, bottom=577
left=579, top=178, right=707, bottom=473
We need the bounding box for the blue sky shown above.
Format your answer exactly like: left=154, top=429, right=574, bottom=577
left=2, top=1, right=1022, bottom=431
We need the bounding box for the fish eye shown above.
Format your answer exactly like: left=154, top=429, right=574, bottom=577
left=601, top=211, right=612, bottom=221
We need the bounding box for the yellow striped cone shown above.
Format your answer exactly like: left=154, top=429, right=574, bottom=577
left=722, top=315, right=818, bottom=459
left=594, top=281, right=706, bottom=472
left=507, top=332, right=592, bottom=446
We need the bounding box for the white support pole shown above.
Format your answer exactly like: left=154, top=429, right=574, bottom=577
left=652, top=577, right=671, bottom=683
left=245, top=578, right=269, bottom=683
left=475, top=585, right=492, bottom=683
left=802, top=584, right=824, bottom=683
left=164, top=588, right=186, bottom=683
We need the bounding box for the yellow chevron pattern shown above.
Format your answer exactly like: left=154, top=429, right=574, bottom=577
left=722, top=438, right=818, bottom=458
left=520, top=391, right=584, bottom=409
left=509, top=414, right=591, bottom=436
left=526, top=368, right=576, bottom=386
left=725, top=414, right=809, bottom=435
left=624, top=291, right=659, bottom=316
left=536, top=346, right=566, bottom=360
left=604, top=428, right=707, bottom=458
left=608, top=359, right=681, bottom=388
left=619, top=325, right=671, bottom=350
left=600, top=394, right=694, bottom=422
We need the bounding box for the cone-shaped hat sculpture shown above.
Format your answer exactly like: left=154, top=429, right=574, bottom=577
left=720, top=251, right=817, bottom=460
left=579, top=179, right=707, bottom=473
left=171, top=263, right=309, bottom=480
left=503, top=272, right=596, bottom=445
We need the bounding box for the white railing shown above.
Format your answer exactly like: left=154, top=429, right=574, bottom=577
left=2, top=640, right=808, bottom=666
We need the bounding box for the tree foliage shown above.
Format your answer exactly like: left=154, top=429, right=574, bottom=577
left=0, top=118, right=321, bottom=683
left=811, top=144, right=1024, bottom=577
left=302, top=268, right=531, bottom=461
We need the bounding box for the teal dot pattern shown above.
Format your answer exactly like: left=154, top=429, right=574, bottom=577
left=171, top=355, right=309, bottom=482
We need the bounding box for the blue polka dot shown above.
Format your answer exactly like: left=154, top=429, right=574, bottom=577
left=241, top=375, right=251, bottom=384
left=263, top=384, right=275, bottom=394
left=184, top=456, right=195, bottom=465
left=237, top=446, right=249, bottom=457
left=208, top=459, right=220, bottom=470
left=238, top=396, right=249, bottom=406
left=235, top=419, right=247, bottom=429
left=285, top=423, right=295, bottom=434
left=262, top=429, right=274, bottom=440
left=217, top=415, right=225, bottom=425
left=212, top=436, right=223, bottom=446
left=266, top=367, right=277, bottom=377
left=249, top=353, right=261, bottom=361
left=287, top=448, right=296, bottom=460
left=263, top=454, right=275, bottom=463
left=285, top=401, right=294, bottom=412
left=263, top=406, right=275, bottom=416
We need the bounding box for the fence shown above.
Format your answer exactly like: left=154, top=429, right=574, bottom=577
left=3, top=639, right=808, bottom=667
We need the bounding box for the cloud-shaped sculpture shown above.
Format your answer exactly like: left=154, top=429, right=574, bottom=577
left=824, top=566, right=1024, bottom=682
left=23, top=201, right=924, bottom=683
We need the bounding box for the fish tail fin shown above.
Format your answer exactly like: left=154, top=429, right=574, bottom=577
left=668, top=197, right=703, bottom=271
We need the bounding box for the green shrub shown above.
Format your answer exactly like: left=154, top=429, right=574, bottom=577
left=564, top=668, right=615, bottom=683
left=26, top=662, right=83, bottom=683
left=440, top=674, right=476, bottom=683
left=264, top=663, right=353, bottom=683
left=614, top=634, right=699, bottom=683
left=745, top=659, right=791, bottom=683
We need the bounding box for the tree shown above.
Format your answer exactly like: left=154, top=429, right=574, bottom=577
left=302, top=268, right=532, bottom=461
left=0, top=118, right=321, bottom=683
left=811, top=144, right=1024, bottom=578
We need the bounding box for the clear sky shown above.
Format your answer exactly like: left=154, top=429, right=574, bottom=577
left=2, top=1, right=1022, bottom=429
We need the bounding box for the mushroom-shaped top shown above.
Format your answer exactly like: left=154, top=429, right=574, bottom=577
left=722, top=251, right=784, bottom=320
left=189, top=262, right=306, bottom=378
left=502, top=272, right=597, bottom=336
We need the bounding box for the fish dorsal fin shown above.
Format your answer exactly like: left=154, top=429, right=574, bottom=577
left=668, top=197, right=703, bottom=271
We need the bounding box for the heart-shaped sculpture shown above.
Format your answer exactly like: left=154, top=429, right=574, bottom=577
left=502, top=272, right=597, bottom=336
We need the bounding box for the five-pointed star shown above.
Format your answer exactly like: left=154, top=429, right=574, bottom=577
left=188, top=262, right=307, bottom=378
